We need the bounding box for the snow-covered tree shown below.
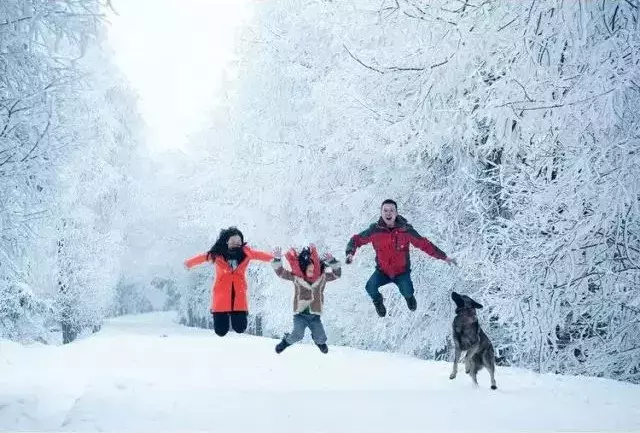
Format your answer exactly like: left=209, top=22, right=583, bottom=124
left=1, top=1, right=142, bottom=343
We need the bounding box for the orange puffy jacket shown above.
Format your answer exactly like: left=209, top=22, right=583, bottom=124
left=184, top=246, right=273, bottom=312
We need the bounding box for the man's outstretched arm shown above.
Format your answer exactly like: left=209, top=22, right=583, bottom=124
left=406, top=225, right=454, bottom=263
left=345, top=225, right=375, bottom=263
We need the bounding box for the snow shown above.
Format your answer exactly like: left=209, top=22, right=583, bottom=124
left=1, top=312, right=639, bottom=432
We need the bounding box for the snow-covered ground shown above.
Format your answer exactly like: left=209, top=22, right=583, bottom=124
left=1, top=312, right=639, bottom=432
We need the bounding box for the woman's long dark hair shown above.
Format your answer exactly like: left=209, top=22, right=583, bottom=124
left=206, top=227, right=246, bottom=262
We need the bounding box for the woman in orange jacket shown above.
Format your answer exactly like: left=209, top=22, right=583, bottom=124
left=184, top=227, right=273, bottom=336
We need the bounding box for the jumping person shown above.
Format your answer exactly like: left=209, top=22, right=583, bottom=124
left=184, top=227, right=273, bottom=336
left=271, top=245, right=341, bottom=354
left=345, top=199, right=456, bottom=317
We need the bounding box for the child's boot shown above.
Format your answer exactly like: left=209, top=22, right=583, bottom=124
left=316, top=343, right=329, bottom=354
left=275, top=338, right=291, bottom=354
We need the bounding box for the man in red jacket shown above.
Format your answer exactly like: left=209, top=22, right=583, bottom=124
left=345, top=199, right=456, bottom=317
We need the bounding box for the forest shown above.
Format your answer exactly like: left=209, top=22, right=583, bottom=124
left=1, top=0, right=639, bottom=383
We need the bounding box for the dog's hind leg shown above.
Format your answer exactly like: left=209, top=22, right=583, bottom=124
left=487, top=364, right=497, bottom=390
left=449, top=346, right=461, bottom=380
left=483, top=349, right=497, bottom=390
left=470, top=370, right=479, bottom=386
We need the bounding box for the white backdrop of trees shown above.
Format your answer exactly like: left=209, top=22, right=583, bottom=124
left=2, top=0, right=638, bottom=384
left=149, top=0, right=639, bottom=383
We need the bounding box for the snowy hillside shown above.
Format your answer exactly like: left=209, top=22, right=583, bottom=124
left=1, top=312, right=639, bottom=432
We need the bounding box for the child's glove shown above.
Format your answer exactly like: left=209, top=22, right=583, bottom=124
left=321, top=252, right=336, bottom=263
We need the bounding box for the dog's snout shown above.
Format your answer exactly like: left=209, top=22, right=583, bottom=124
left=451, top=291, right=464, bottom=308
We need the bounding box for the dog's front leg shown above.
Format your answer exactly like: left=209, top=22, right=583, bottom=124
left=464, top=346, right=479, bottom=374
left=449, top=346, right=461, bottom=379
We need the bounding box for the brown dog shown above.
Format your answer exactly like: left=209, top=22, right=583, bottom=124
left=449, top=291, right=497, bottom=390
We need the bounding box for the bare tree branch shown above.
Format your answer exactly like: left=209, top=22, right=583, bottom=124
left=0, top=100, right=21, bottom=138
left=497, top=89, right=615, bottom=111
left=380, top=0, right=400, bottom=19
left=0, top=16, right=33, bottom=27
left=342, top=44, right=386, bottom=74
left=512, top=79, right=535, bottom=102
left=0, top=153, right=15, bottom=168
left=0, top=11, right=105, bottom=28
left=20, top=117, right=51, bottom=163
left=403, top=10, right=458, bottom=26
left=498, top=16, right=518, bottom=31
left=343, top=42, right=456, bottom=74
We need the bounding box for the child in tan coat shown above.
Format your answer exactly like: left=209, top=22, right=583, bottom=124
left=271, top=245, right=341, bottom=354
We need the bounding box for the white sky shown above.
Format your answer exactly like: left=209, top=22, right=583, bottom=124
left=105, top=0, right=254, bottom=151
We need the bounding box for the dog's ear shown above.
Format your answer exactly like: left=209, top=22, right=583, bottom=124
left=451, top=291, right=464, bottom=308
left=471, top=299, right=484, bottom=309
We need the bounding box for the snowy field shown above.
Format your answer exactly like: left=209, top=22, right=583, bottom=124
left=1, top=312, right=639, bottom=432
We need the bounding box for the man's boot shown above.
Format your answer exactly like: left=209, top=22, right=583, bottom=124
left=405, top=295, right=417, bottom=311
left=372, top=294, right=387, bottom=317
left=275, top=338, right=290, bottom=354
